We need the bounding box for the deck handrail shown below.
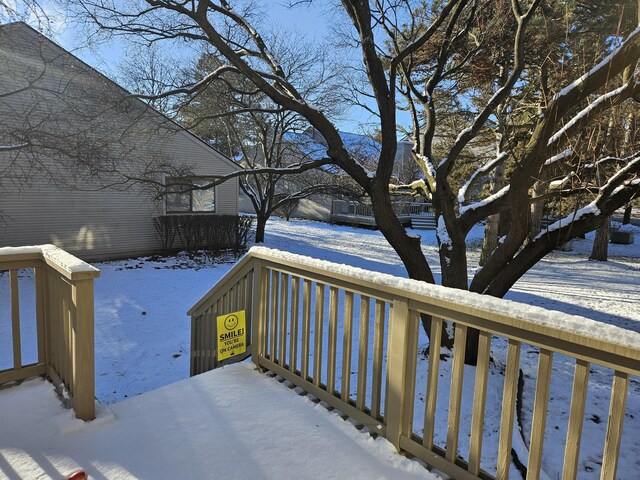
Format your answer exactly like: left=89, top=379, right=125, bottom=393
left=0, top=245, right=98, bottom=420
left=189, top=247, right=640, bottom=480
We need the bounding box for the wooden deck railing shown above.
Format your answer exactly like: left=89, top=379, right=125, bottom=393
left=0, top=245, right=99, bottom=420
left=189, top=247, right=640, bottom=480
left=331, top=200, right=431, bottom=217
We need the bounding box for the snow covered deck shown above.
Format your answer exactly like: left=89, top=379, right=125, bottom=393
left=0, top=363, right=438, bottom=480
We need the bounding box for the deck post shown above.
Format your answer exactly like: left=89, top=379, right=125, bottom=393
left=71, top=278, right=95, bottom=421
left=385, top=297, right=417, bottom=449
left=251, top=259, right=265, bottom=368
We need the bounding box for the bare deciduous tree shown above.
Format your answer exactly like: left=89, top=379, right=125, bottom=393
left=75, top=0, right=640, bottom=363
left=175, top=49, right=355, bottom=242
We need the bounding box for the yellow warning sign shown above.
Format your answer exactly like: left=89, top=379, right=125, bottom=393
left=217, top=310, right=247, bottom=361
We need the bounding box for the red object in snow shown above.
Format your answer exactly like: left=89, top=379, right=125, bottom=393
left=66, top=470, right=87, bottom=480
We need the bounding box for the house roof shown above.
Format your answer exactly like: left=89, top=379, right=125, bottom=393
left=0, top=21, right=239, bottom=171
left=283, top=129, right=381, bottom=162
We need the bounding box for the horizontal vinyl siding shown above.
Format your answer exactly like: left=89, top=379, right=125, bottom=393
left=0, top=183, right=162, bottom=261
left=0, top=23, right=240, bottom=260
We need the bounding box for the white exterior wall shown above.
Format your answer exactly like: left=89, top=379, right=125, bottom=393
left=0, top=23, right=238, bottom=260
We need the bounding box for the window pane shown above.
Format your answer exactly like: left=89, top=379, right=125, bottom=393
left=192, top=180, right=215, bottom=212
left=166, top=181, right=191, bottom=212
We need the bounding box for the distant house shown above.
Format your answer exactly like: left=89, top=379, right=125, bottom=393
left=238, top=127, right=418, bottom=222
left=0, top=22, right=239, bottom=260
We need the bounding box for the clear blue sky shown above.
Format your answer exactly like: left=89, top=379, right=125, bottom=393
left=39, top=1, right=409, bottom=134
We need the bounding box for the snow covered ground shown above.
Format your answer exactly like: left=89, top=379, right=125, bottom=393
left=1, top=217, right=639, bottom=479
left=0, top=363, right=437, bottom=480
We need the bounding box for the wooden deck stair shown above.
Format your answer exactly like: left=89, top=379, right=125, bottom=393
left=411, top=215, right=436, bottom=230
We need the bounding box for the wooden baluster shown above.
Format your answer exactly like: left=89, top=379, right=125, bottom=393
left=49, top=274, right=56, bottom=372
left=279, top=273, right=289, bottom=365
left=59, top=278, right=66, bottom=379
left=228, top=286, right=234, bottom=312
left=10, top=270, right=21, bottom=370
left=246, top=270, right=253, bottom=332
left=469, top=331, right=492, bottom=475
left=497, top=339, right=521, bottom=480
left=341, top=291, right=354, bottom=401
left=562, top=359, right=590, bottom=480
left=356, top=296, right=370, bottom=411
left=269, top=270, right=279, bottom=361
left=213, top=305, right=220, bottom=369
left=204, top=312, right=211, bottom=372
left=34, top=267, right=46, bottom=367
left=301, top=279, right=312, bottom=380
left=600, top=371, right=629, bottom=480
left=240, top=276, right=247, bottom=311
left=190, top=313, right=198, bottom=376
left=327, top=287, right=339, bottom=394
left=64, top=282, right=72, bottom=386
left=446, top=323, right=468, bottom=462
left=526, top=349, right=553, bottom=480
left=212, top=300, right=220, bottom=369
left=289, top=277, right=300, bottom=373
left=313, top=283, right=325, bottom=387
left=423, top=316, right=443, bottom=450
left=371, top=300, right=385, bottom=420
left=202, top=309, right=209, bottom=372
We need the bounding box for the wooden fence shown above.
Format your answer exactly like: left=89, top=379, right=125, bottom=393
left=189, top=247, right=640, bottom=480
left=0, top=245, right=99, bottom=420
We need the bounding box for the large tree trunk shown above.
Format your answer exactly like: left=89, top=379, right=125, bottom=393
left=368, top=182, right=458, bottom=351
left=370, top=181, right=435, bottom=283
left=255, top=213, right=268, bottom=243
left=528, top=180, right=546, bottom=243
left=436, top=182, right=479, bottom=363
left=590, top=215, right=611, bottom=261
left=480, top=213, right=500, bottom=266
left=480, top=161, right=506, bottom=265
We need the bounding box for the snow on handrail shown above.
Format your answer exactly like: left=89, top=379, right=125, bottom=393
left=197, top=246, right=640, bottom=360
left=0, top=244, right=100, bottom=280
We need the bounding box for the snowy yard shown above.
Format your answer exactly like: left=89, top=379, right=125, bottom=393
left=1, top=217, right=639, bottom=479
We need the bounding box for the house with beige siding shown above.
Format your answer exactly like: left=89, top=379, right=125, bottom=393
left=0, top=22, right=239, bottom=260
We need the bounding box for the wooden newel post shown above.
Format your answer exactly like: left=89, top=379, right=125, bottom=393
left=385, top=298, right=419, bottom=450
left=71, top=278, right=95, bottom=421
left=251, top=259, right=266, bottom=368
